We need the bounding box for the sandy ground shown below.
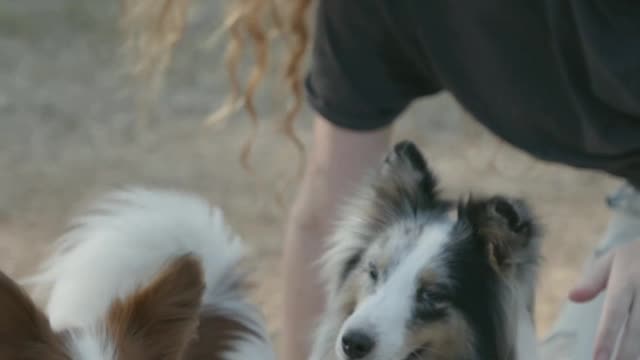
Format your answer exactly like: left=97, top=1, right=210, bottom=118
left=0, top=0, right=624, bottom=354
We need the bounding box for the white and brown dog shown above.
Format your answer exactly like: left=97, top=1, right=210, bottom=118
left=0, top=141, right=541, bottom=360
left=0, top=189, right=274, bottom=360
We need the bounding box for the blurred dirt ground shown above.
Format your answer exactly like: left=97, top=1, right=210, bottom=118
left=0, top=0, right=623, bottom=354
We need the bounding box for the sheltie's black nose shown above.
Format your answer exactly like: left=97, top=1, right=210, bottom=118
left=342, top=330, right=375, bottom=359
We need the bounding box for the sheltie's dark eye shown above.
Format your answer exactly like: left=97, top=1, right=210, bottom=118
left=418, top=287, right=447, bottom=303
left=415, top=286, right=448, bottom=321
left=368, top=262, right=378, bottom=283
left=417, top=288, right=429, bottom=303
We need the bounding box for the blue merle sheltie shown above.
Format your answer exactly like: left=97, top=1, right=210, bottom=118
left=309, top=141, right=541, bottom=360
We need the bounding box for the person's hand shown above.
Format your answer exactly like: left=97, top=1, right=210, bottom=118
left=569, top=238, right=640, bottom=360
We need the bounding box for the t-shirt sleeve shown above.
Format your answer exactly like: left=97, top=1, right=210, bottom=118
left=305, top=0, right=441, bottom=131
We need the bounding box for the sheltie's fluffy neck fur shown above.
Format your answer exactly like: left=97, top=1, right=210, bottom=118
left=0, top=188, right=275, bottom=360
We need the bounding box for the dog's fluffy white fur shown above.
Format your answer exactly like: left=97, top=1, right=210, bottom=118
left=23, top=188, right=275, bottom=360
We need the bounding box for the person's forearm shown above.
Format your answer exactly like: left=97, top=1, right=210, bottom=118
left=280, top=116, right=392, bottom=360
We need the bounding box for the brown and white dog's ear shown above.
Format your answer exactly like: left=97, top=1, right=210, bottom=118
left=107, top=255, right=205, bottom=360
left=460, top=196, right=540, bottom=274
left=0, top=270, right=67, bottom=359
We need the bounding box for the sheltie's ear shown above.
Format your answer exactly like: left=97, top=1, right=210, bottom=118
left=0, top=270, right=67, bottom=359
left=107, top=255, right=205, bottom=360
left=379, top=141, right=438, bottom=197
left=367, top=140, right=447, bottom=220
left=460, top=196, right=540, bottom=274
left=328, top=141, right=446, bottom=291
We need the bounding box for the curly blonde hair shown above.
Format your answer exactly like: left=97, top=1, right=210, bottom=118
left=120, top=0, right=314, bottom=175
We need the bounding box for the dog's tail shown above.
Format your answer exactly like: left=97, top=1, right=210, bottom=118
left=24, top=187, right=274, bottom=360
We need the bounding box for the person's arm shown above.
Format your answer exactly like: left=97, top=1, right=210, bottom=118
left=281, top=116, right=391, bottom=360
left=280, top=0, right=437, bottom=358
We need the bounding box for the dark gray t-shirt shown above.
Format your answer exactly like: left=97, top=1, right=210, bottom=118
left=305, top=0, right=640, bottom=186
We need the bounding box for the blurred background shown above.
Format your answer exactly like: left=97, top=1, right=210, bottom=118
left=0, top=0, right=623, bottom=352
